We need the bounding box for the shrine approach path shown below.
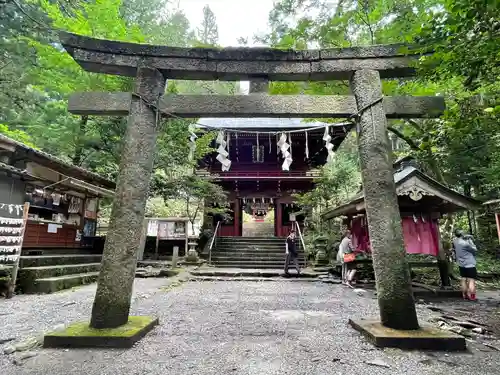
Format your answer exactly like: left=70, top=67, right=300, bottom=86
left=1, top=278, right=499, bottom=375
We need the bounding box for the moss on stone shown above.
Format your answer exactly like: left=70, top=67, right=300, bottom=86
left=49, top=316, right=155, bottom=337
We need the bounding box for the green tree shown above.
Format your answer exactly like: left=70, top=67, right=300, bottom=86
left=197, top=5, right=219, bottom=46
left=151, top=129, right=229, bottom=234
left=0, top=123, right=37, bottom=148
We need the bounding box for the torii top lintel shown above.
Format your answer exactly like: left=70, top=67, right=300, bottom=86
left=60, top=32, right=423, bottom=81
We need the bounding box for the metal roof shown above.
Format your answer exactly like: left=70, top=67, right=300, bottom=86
left=0, top=134, right=115, bottom=189
left=197, top=117, right=332, bottom=129
left=322, top=163, right=481, bottom=220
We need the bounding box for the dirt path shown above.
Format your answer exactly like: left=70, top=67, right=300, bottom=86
left=1, top=280, right=500, bottom=375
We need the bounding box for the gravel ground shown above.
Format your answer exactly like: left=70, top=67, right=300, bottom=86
left=1, top=279, right=500, bottom=375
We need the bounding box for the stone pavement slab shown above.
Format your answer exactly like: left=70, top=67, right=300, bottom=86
left=1, top=280, right=499, bottom=375
left=190, top=267, right=321, bottom=278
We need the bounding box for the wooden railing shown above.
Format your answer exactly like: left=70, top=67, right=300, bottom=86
left=208, top=221, right=221, bottom=266
left=295, top=221, right=308, bottom=267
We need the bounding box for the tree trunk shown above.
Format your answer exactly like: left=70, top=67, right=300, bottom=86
left=90, top=67, right=165, bottom=329
left=350, top=69, right=419, bottom=330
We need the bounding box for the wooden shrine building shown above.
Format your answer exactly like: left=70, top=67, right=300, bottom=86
left=197, top=82, right=351, bottom=237
left=322, top=157, right=481, bottom=285
left=0, top=134, right=115, bottom=250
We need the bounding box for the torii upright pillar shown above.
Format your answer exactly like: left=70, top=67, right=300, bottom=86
left=350, top=69, right=418, bottom=330
left=59, top=32, right=450, bottom=339
left=90, top=67, right=166, bottom=329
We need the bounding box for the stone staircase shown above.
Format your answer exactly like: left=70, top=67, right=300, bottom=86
left=17, top=253, right=102, bottom=294
left=209, top=236, right=306, bottom=269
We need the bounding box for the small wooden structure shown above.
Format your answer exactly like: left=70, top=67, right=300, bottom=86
left=322, top=158, right=481, bottom=286
left=0, top=134, right=115, bottom=251
left=481, top=199, right=500, bottom=245
left=138, top=217, right=202, bottom=260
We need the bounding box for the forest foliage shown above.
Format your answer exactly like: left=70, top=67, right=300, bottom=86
left=0, top=0, right=232, bottom=220
left=0, top=0, right=499, bottom=247
left=261, top=0, right=499, bottom=252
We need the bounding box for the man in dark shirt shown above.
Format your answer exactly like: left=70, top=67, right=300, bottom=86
left=284, top=231, right=300, bottom=275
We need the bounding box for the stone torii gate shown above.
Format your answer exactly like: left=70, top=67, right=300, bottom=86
left=60, top=32, right=445, bottom=332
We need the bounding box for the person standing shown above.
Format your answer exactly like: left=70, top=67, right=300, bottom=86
left=339, top=230, right=355, bottom=285
left=284, top=230, right=300, bottom=276
left=453, top=229, right=478, bottom=301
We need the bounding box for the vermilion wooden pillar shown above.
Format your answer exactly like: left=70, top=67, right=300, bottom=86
left=276, top=201, right=283, bottom=237
left=234, top=198, right=240, bottom=236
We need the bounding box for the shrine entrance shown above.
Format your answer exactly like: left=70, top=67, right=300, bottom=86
left=242, top=197, right=273, bottom=237
left=62, top=31, right=445, bottom=330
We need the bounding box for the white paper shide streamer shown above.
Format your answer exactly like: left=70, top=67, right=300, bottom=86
left=0, top=245, right=21, bottom=253
left=0, top=211, right=26, bottom=263
left=323, top=126, right=335, bottom=162
left=277, top=133, right=293, bottom=171
left=0, top=204, right=24, bottom=215
left=216, top=131, right=231, bottom=171
left=0, top=255, right=18, bottom=262
left=305, top=131, right=309, bottom=159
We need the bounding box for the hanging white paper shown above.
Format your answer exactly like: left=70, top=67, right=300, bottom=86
left=323, top=126, right=335, bottom=162
left=215, top=131, right=231, bottom=171
left=0, top=236, right=22, bottom=244
left=277, top=133, right=293, bottom=171
left=0, top=218, right=23, bottom=225
left=0, top=255, right=18, bottom=262
left=305, top=131, right=309, bottom=159
left=0, top=246, right=21, bottom=253
left=47, top=223, right=58, bottom=233
left=0, top=204, right=24, bottom=216
left=147, top=220, right=158, bottom=237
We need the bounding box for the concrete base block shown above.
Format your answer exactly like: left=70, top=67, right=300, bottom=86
left=349, top=319, right=466, bottom=351
left=44, top=316, right=159, bottom=348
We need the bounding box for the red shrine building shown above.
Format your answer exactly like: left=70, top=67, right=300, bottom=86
left=197, top=82, right=351, bottom=238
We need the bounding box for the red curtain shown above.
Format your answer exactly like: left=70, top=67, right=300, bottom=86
left=351, top=216, right=371, bottom=253
left=350, top=215, right=439, bottom=256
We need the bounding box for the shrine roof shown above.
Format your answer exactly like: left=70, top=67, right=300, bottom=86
left=322, top=162, right=481, bottom=220
left=0, top=134, right=115, bottom=190
left=196, top=117, right=342, bottom=130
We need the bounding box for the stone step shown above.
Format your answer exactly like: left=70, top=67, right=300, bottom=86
left=18, top=263, right=101, bottom=293
left=216, top=241, right=302, bottom=246
left=20, top=254, right=102, bottom=268
left=191, top=269, right=318, bottom=278
left=22, top=248, right=99, bottom=255
left=27, top=272, right=100, bottom=294
left=215, top=242, right=302, bottom=248
left=217, top=240, right=300, bottom=245
left=211, top=255, right=305, bottom=262
left=190, top=276, right=319, bottom=282
left=210, top=261, right=306, bottom=269
left=218, top=237, right=287, bottom=243
left=217, top=240, right=287, bottom=245
left=212, top=247, right=303, bottom=256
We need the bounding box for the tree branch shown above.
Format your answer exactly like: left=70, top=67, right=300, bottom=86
left=11, top=0, right=51, bottom=30
left=387, top=126, right=420, bottom=151
left=404, top=119, right=425, bottom=135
